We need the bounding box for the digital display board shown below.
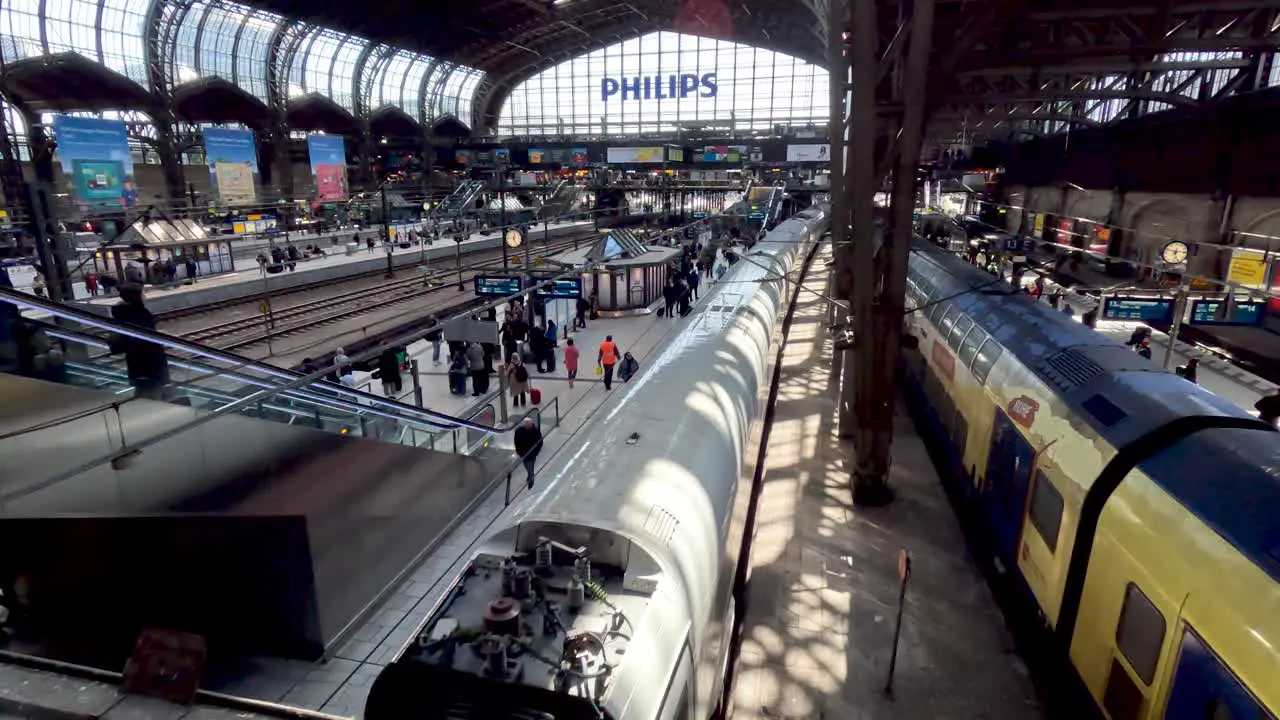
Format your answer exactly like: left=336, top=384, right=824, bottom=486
left=1188, top=299, right=1267, bottom=326
left=691, top=211, right=709, bottom=219
left=534, top=278, right=584, bottom=299
left=1102, top=296, right=1176, bottom=323
left=474, top=275, right=523, bottom=297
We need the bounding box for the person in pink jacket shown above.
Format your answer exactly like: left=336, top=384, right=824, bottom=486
left=564, top=338, right=580, bottom=389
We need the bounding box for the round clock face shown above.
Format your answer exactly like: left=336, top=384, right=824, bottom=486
left=505, top=229, right=524, bottom=249
left=1162, top=241, right=1189, bottom=265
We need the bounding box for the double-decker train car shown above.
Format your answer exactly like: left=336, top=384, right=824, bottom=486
left=901, top=240, right=1280, bottom=720
left=365, top=208, right=828, bottom=719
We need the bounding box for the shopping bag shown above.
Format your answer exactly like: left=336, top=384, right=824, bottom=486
left=595, top=365, right=604, bottom=377
left=530, top=388, right=542, bottom=404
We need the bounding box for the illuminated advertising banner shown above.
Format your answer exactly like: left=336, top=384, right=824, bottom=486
left=786, top=144, right=830, bottom=162
left=53, top=115, right=137, bottom=209
left=607, top=147, right=664, bottom=164
left=601, top=73, right=717, bottom=101
left=455, top=150, right=475, bottom=165
left=528, top=147, right=590, bottom=165
left=203, top=128, right=259, bottom=205
left=494, top=148, right=511, bottom=164
left=697, top=145, right=746, bottom=163
left=1227, top=249, right=1267, bottom=289
left=668, top=147, right=685, bottom=163
left=306, top=135, right=348, bottom=202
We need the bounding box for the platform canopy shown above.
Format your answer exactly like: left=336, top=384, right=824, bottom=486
left=113, top=215, right=211, bottom=248
left=585, top=228, right=648, bottom=264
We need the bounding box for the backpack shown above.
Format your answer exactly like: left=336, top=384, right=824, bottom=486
left=514, top=364, right=529, bottom=382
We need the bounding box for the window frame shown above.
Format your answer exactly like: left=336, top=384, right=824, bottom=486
left=1115, top=582, right=1166, bottom=686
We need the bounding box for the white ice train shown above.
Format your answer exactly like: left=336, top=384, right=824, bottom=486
left=365, top=208, right=828, bottom=720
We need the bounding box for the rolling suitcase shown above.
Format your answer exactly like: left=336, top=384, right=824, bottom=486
left=530, top=387, right=542, bottom=405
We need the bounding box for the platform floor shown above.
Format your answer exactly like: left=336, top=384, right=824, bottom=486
left=729, top=245, right=1044, bottom=719
left=3, top=219, right=594, bottom=303
left=201, top=283, right=717, bottom=715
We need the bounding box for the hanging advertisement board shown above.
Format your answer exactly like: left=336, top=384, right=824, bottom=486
left=306, top=135, right=348, bottom=202
left=786, top=144, right=831, bottom=162
left=53, top=115, right=138, bottom=209
left=203, top=128, right=259, bottom=205
left=1032, top=213, right=1045, bottom=235
left=607, top=147, right=664, bottom=163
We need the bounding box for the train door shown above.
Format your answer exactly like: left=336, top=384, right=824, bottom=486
left=1162, top=628, right=1274, bottom=720
left=982, top=408, right=1036, bottom=563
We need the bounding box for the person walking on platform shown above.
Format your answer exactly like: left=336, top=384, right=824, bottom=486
left=662, top=279, right=676, bottom=319
left=598, top=335, right=620, bottom=391
left=619, top=352, right=640, bottom=383
left=564, top=338, right=580, bottom=389
left=575, top=296, right=590, bottom=329
left=448, top=352, right=469, bottom=395
left=676, top=277, right=691, bottom=317
left=467, top=342, right=488, bottom=396
left=513, top=417, right=543, bottom=490
left=687, top=266, right=700, bottom=301
left=507, top=353, right=530, bottom=408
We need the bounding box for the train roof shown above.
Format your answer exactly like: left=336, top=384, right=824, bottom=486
left=1137, top=426, right=1280, bottom=584
left=906, top=241, right=1253, bottom=448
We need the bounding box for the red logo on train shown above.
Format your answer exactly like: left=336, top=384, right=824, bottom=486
left=1007, top=396, right=1040, bottom=428
left=931, top=340, right=956, bottom=381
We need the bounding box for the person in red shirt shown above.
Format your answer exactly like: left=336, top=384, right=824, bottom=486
left=564, top=338, right=580, bottom=389
left=597, top=335, right=619, bottom=390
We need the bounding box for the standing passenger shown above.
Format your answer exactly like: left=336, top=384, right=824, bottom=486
left=109, top=285, right=169, bottom=400
left=378, top=347, right=402, bottom=398
left=507, top=353, right=529, bottom=408
left=425, top=318, right=443, bottom=365
left=467, top=342, right=488, bottom=396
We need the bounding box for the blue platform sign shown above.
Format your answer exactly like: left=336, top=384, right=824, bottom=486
left=1002, top=236, right=1025, bottom=253
left=1102, top=296, right=1176, bottom=323
left=474, top=275, right=522, bottom=297
left=691, top=211, right=709, bottom=219
left=1188, top=299, right=1266, bottom=326
left=535, top=278, right=584, bottom=299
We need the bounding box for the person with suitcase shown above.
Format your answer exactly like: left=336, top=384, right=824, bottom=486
left=507, top=353, right=530, bottom=408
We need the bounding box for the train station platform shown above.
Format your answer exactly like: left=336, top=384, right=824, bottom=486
left=1018, top=266, right=1277, bottom=415
left=1026, top=247, right=1280, bottom=388
left=729, top=245, right=1044, bottom=719
left=192, top=290, right=699, bottom=715
left=5, top=219, right=596, bottom=316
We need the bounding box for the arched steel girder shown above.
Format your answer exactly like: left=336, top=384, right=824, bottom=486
left=354, top=43, right=395, bottom=119
left=416, top=57, right=444, bottom=127
left=266, top=19, right=314, bottom=113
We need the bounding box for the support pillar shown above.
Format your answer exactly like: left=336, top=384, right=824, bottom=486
left=23, top=110, right=73, bottom=302
left=152, top=116, right=188, bottom=210
left=849, top=0, right=934, bottom=506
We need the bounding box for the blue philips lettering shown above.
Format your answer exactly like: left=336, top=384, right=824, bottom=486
left=699, top=72, right=717, bottom=97
left=680, top=74, right=699, bottom=98
left=621, top=76, right=641, bottom=100
left=668, top=75, right=677, bottom=98
left=601, top=78, right=619, bottom=101
left=643, top=76, right=652, bottom=99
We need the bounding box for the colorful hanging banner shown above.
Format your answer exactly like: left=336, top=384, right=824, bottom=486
left=306, top=134, right=349, bottom=202
left=53, top=115, right=137, bottom=209
left=203, top=128, right=259, bottom=205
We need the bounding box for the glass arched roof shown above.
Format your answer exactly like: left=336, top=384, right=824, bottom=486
left=499, top=31, right=830, bottom=137
left=0, top=0, right=484, bottom=128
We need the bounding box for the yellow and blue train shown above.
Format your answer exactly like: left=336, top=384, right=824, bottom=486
left=900, top=240, right=1280, bottom=720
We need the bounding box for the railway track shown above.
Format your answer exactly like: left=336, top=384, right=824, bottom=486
left=156, top=229, right=598, bottom=323
left=177, top=235, right=588, bottom=352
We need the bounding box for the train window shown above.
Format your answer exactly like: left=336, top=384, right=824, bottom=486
left=947, top=313, right=974, bottom=349
left=1104, top=657, right=1145, bottom=720
left=938, top=305, right=960, bottom=339
left=971, top=339, right=1004, bottom=386
left=958, top=327, right=988, bottom=368
left=1028, top=470, right=1063, bottom=553
left=927, top=299, right=949, bottom=324
left=1116, top=583, right=1166, bottom=686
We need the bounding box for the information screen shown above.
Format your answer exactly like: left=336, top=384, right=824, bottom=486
left=1102, top=296, right=1175, bottom=323
left=474, top=275, right=522, bottom=297
left=534, top=278, right=584, bottom=299
left=1188, top=299, right=1266, bottom=326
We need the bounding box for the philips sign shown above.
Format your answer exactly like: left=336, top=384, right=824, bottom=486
left=601, top=73, right=717, bottom=101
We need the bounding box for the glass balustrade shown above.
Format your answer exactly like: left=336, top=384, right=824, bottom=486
left=0, top=288, right=498, bottom=455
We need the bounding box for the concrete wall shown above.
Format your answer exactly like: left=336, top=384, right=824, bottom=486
left=1002, top=184, right=1280, bottom=276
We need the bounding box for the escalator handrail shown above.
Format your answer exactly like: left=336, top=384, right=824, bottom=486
left=1, top=287, right=495, bottom=432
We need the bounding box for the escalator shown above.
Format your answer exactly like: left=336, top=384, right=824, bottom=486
left=436, top=180, right=487, bottom=217
left=1, top=287, right=500, bottom=456
left=538, top=180, right=583, bottom=221
left=0, top=288, right=521, bottom=665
